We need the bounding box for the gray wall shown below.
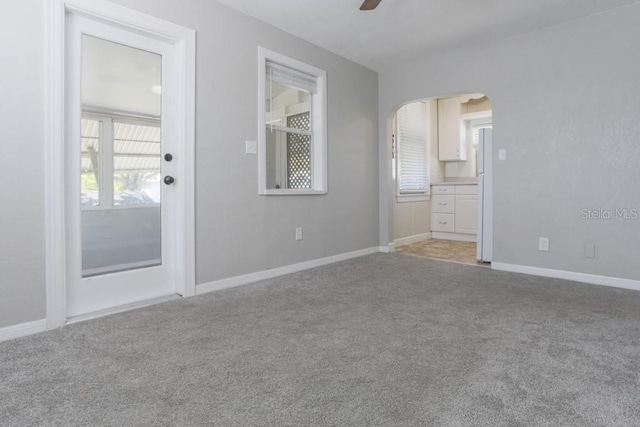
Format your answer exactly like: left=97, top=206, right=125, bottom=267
left=0, top=1, right=46, bottom=328
left=379, top=2, right=640, bottom=281
left=0, top=0, right=379, bottom=329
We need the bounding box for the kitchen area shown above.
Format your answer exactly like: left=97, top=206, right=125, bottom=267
left=392, top=93, right=492, bottom=265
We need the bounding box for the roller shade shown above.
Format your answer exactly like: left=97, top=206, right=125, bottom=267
left=266, top=60, right=317, bottom=94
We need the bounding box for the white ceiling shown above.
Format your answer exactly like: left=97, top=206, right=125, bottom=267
left=215, top=0, right=637, bottom=71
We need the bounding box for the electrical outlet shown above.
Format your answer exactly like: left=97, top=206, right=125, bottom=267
left=584, top=242, right=596, bottom=259
left=539, top=237, right=549, bottom=252
left=295, top=227, right=303, bottom=241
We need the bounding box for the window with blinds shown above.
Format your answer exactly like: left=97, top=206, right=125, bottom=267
left=472, top=122, right=493, bottom=147
left=258, top=47, right=327, bottom=195
left=264, top=65, right=314, bottom=190
left=396, top=101, right=429, bottom=195
left=266, top=60, right=317, bottom=95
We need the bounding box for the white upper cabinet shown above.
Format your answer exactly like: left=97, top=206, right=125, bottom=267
left=437, top=97, right=467, bottom=161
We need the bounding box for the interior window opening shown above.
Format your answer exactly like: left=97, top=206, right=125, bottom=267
left=258, top=47, right=327, bottom=195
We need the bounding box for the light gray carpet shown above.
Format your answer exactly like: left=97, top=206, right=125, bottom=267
left=2, top=253, right=640, bottom=426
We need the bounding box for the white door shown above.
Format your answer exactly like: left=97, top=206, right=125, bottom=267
left=65, top=13, right=180, bottom=317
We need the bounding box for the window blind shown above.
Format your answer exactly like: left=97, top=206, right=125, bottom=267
left=397, top=101, right=428, bottom=194
left=266, top=60, right=317, bottom=94
left=472, top=123, right=492, bottom=147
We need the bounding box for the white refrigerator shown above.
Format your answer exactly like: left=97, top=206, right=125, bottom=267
left=477, top=128, right=493, bottom=262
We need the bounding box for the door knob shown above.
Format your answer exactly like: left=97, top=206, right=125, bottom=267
left=163, top=176, right=175, bottom=185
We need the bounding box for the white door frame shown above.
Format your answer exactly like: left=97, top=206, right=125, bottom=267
left=44, top=0, right=196, bottom=329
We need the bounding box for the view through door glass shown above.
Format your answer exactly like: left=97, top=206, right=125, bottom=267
left=80, top=35, right=163, bottom=277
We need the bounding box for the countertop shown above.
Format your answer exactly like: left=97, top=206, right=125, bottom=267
left=431, top=181, right=478, bottom=186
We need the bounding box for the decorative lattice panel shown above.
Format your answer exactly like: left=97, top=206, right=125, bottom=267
left=287, top=113, right=311, bottom=189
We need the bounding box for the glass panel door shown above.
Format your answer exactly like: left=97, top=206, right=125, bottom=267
left=80, top=35, right=163, bottom=277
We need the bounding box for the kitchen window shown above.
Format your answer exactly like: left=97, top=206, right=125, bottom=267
left=258, top=47, right=327, bottom=195
left=395, top=101, right=430, bottom=201
left=471, top=118, right=493, bottom=147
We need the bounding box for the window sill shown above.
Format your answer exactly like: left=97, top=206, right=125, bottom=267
left=396, top=194, right=430, bottom=203
left=260, top=189, right=327, bottom=196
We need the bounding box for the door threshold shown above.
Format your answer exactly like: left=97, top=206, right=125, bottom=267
left=66, top=294, right=181, bottom=325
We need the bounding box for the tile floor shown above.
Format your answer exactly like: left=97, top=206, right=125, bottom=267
left=395, top=238, right=488, bottom=266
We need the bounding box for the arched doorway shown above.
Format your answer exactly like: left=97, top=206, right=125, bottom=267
left=390, top=93, right=493, bottom=265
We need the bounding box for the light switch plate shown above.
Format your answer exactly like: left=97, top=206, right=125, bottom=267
left=498, top=149, right=507, bottom=161
left=539, top=237, right=549, bottom=252
left=245, top=140, right=257, bottom=154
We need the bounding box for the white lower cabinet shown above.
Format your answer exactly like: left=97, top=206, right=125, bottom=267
left=432, top=213, right=455, bottom=233
left=432, top=195, right=454, bottom=213
left=431, top=184, right=478, bottom=240
left=454, top=195, right=478, bottom=234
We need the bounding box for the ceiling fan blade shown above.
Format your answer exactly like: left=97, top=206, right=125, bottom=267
left=360, top=0, right=382, bottom=11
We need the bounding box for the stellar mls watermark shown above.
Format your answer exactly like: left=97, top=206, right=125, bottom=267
left=581, top=208, right=638, bottom=220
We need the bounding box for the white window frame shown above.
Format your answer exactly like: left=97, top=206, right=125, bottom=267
left=81, top=113, right=162, bottom=210
left=466, top=114, right=493, bottom=148
left=258, top=47, right=327, bottom=195
left=395, top=101, right=431, bottom=203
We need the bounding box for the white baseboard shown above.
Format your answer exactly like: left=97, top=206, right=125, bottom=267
left=0, top=319, right=47, bottom=343
left=197, top=247, right=381, bottom=295
left=432, top=232, right=477, bottom=242
left=492, top=262, right=640, bottom=292
left=66, top=294, right=180, bottom=325
left=378, top=243, right=396, bottom=254
left=393, top=233, right=431, bottom=248
left=379, top=244, right=395, bottom=253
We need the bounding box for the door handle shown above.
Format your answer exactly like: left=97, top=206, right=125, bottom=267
left=163, top=176, right=175, bottom=185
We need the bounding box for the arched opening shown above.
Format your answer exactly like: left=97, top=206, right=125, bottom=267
left=389, top=92, right=493, bottom=265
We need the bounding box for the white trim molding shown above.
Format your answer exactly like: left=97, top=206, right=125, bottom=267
left=0, top=319, right=47, bottom=343
left=44, top=0, right=68, bottom=330
left=492, top=263, right=640, bottom=292
left=393, top=233, right=431, bottom=248
left=197, top=247, right=381, bottom=295
left=44, top=0, right=196, bottom=329
left=66, top=295, right=180, bottom=325
left=431, top=232, right=477, bottom=243
left=379, top=243, right=396, bottom=253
